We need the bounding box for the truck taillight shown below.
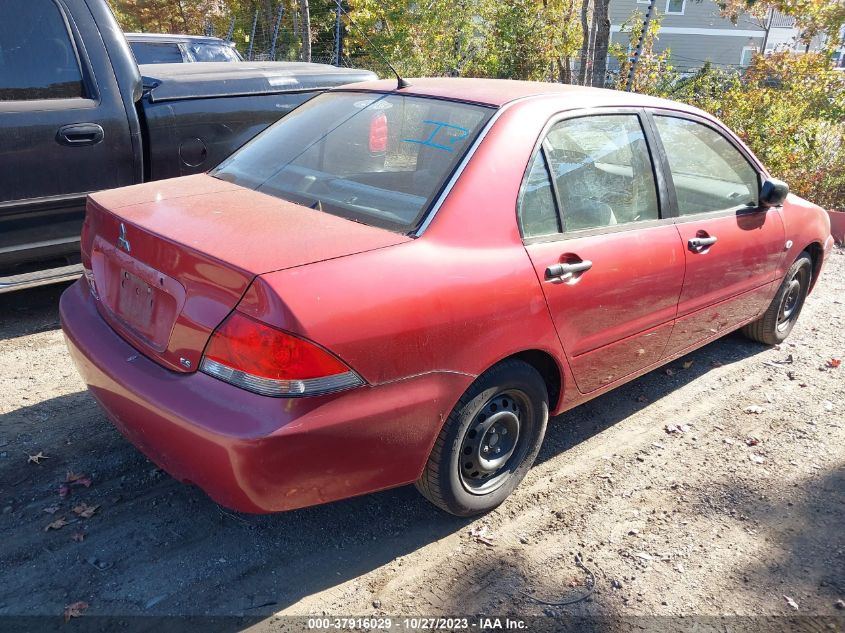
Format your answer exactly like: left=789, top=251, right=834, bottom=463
left=369, top=112, right=388, bottom=154
left=199, top=312, right=363, bottom=397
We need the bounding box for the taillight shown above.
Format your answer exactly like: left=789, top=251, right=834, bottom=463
left=369, top=112, right=388, bottom=154
left=199, top=312, right=363, bottom=397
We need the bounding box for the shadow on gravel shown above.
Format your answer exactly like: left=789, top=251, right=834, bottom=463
left=0, top=296, right=771, bottom=619
left=0, top=282, right=71, bottom=341
left=537, top=331, right=768, bottom=466
left=724, top=465, right=845, bottom=610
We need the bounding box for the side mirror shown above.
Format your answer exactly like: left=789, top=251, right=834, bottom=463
left=759, top=178, right=789, bottom=208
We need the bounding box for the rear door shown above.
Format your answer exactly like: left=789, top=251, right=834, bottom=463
left=0, top=0, right=136, bottom=274
left=647, top=112, right=786, bottom=355
left=521, top=111, right=685, bottom=393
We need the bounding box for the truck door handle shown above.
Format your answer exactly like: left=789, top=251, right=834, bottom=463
left=545, top=260, right=592, bottom=282
left=56, top=123, right=104, bottom=147
left=688, top=236, right=718, bottom=253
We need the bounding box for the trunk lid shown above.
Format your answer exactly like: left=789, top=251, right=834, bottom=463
left=82, top=174, right=410, bottom=373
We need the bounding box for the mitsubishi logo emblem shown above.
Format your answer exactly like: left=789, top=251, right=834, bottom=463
left=118, top=222, right=131, bottom=253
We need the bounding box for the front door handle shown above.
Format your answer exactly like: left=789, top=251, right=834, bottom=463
left=545, top=260, right=592, bottom=282
left=688, top=236, right=718, bottom=253
left=56, top=123, right=104, bottom=147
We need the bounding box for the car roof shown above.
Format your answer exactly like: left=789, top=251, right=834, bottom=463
left=125, top=33, right=232, bottom=45
left=335, top=77, right=704, bottom=113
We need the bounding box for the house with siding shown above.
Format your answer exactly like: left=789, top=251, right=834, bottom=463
left=608, top=0, right=824, bottom=73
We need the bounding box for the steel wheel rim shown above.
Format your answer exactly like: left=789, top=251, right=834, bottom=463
left=459, top=390, right=529, bottom=495
left=777, top=268, right=807, bottom=332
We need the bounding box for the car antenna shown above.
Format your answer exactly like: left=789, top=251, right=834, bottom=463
left=337, top=4, right=410, bottom=90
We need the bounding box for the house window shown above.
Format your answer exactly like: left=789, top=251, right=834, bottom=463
left=637, top=0, right=650, bottom=4
left=740, top=46, right=758, bottom=67
left=665, top=0, right=685, bottom=14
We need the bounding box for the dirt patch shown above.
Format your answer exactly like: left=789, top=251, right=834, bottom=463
left=1, top=251, right=843, bottom=624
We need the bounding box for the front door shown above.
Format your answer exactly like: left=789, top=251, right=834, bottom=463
left=520, top=112, right=685, bottom=393
left=648, top=113, right=787, bottom=354
left=0, top=0, right=136, bottom=272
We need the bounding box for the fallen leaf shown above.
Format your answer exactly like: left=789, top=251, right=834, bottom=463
left=27, top=451, right=49, bottom=464
left=65, top=472, right=93, bottom=488
left=784, top=595, right=799, bottom=611
left=72, top=503, right=100, bottom=519
left=45, top=517, right=69, bottom=532
left=71, top=532, right=85, bottom=543
left=827, top=359, right=841, bottom=369
left=682, top=361, right=694, bottom=369
left=63, top=601, right=88, bottom=622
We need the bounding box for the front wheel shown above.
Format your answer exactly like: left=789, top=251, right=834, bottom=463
left=415, top=360, right=549, bottom=517
left=742, top=252, right=813, bottom=345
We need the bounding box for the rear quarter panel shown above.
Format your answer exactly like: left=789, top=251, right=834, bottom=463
left=237, top=98, right=576, bottom=409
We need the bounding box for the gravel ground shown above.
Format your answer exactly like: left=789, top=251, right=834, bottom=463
left=0, top=249, right=843, bottom=629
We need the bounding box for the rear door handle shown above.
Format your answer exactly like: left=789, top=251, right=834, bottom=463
left=56, top=123, right=104, bottom=147
left=688, top=236, right=717, bottom=252
left=545, top=260, right=592, bottom=282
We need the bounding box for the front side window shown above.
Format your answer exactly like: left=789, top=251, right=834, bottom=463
left=130, top=42, right=185, bottom=64
left=0, top=0, right=85, bottom=101
left=654, top=116, right=759, bottom=215
left=544, top=114, right=659, bottom=232
left=213, top=92, right=493, bottom=233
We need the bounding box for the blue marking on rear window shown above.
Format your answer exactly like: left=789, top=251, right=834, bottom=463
left=402, top=120, right=470, bottom=152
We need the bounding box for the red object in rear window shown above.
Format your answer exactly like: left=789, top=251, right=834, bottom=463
left=369, top=112, right=388, bottom=154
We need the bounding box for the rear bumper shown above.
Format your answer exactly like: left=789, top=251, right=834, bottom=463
left=60, top=280, right=470, bottom=512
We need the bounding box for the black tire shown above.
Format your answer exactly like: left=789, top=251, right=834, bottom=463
left=415, top=360, right=549, bottom=517
left=742, top=252, right=813, bottom=345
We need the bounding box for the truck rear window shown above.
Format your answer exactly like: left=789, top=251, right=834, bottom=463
left=212, top=92, right=494, bottom=233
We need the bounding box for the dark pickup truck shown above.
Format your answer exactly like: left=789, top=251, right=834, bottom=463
left=0, top=0, right=376, bottom=292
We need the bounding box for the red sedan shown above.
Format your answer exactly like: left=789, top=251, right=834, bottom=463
left=60, top=78, right=834, bottom=516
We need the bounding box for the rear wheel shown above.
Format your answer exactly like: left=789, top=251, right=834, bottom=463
left=415, top=360, right=548, bottom=517
left=742, top=252, right=813, bottom=345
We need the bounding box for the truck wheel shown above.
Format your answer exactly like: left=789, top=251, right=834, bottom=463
left=416, top=360, right=548, bottom=517
left=742, top=252, right=813, bottom=345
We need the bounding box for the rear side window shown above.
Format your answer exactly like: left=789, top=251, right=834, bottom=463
left=0, top=0, right=85, bottom=101
left=518, top=152, right=560, bottom=238
left=654, top=116, right=759, bottom=214
left=130, top=42, right=184, bottom=64
left=544, top=115, right=659, bottom=231
left=212, top=93, right=494, bottom=233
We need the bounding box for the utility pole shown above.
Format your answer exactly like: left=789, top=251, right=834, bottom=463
left=270, top=3, right=285, bottom=61
left=625, top=0, right=656, bottom=91
left=334, top=0, right=342, bottom=66
left=247, top=9, right=259, bottom=60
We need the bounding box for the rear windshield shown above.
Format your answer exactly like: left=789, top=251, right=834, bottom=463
left=187, top=43, right=241, bottom=62
left=211, top=92, right=494, bottom=233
